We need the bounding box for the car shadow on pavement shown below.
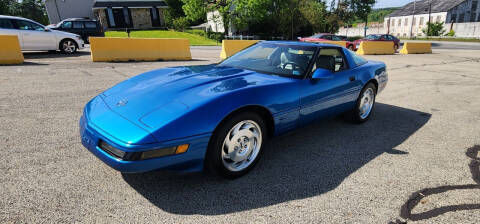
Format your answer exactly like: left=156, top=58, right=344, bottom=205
left=122, top=103, right=431, bottom=215
left=23, top=51, right=90, bottom=59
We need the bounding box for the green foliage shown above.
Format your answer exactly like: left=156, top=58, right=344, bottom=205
left=352, top=7, right=399, bottom=24
left=422, top=22, right=446, bottom=36
left=0, top=0, right=48, bottom=25
left=181, top=0, right=206, bottom=23
left=163, top=0, right=186, bottom=27
left=172, top=17, right=190, bottom=31
left=446, top=30, right=455, bottom=37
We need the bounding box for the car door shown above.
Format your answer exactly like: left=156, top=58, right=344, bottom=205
left=13, top=19, right=57, bottom=50
left=299, top=47, right=362, bottom=125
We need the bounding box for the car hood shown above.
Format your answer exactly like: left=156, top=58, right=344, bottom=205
left=52, top=30, right=79, bottom=38
left=99, top=65, right=285, bottom=130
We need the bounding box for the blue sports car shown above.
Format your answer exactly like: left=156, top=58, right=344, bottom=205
left=80, top=41, right=388, bottom=178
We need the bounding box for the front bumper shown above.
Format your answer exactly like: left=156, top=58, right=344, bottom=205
left=80, top=114, right=211, bottom=173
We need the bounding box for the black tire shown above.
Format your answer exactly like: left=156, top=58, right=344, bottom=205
left=59, top=39, right=78, bottom=54
left=205, top=112, right=267, bottom=179
left=394, top=44, right=399, bottom=53
left=349, top=82, right=377, bottom=123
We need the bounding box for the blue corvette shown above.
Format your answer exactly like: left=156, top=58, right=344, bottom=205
left=80, top=41, right=388, bottom=178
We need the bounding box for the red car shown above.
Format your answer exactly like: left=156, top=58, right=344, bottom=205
left=353, top=34, right=400, bottom=52
left=299, top=33, right=356, bottom=51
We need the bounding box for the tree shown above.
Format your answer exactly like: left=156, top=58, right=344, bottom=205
left=423, top=22, right=446, bottom=36
left=349, top=0, right=376, bottom=36
left=0, top=0, right=20, bottom=16
left=17, top=0, right=48, bottom=25
left=164, top=0, right=186, bottom=27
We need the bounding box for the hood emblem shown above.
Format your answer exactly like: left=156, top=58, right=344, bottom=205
left=116, top=99, right=128, bottom=107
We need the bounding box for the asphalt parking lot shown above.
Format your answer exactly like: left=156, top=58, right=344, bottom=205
left=1, top=46, right=480, bottom=223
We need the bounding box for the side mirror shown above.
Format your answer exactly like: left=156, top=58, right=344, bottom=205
left=312, top=68, right=334, bottom=80
left=44, top=28, right=51, bottom=32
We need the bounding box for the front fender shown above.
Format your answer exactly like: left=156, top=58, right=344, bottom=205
left=147, top=80, right=300, bottom=142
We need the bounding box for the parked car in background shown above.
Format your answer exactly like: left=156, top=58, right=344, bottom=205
left=353, top=34, right=400, bottom=52
left=299, top=33, right=356, bottom=51
left=0, top=15, right=84, bottom=54
left=47, top=18, right=104, bottom=43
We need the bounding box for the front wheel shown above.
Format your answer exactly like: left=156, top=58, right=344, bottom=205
left=394, top=44, right=399, bottom=53
left=60, top=39, right=77, bottom=54
left=206, top=112, right=267, bottom=179
left=350, top=83, right=377, bottom=123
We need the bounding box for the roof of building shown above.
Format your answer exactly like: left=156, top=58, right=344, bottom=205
left=93, top=0, right=168, bottom=8
left=388, top=0, right=465, bottom=17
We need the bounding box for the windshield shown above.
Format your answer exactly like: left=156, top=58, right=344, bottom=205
left=365, top=34, right=381, bottom=40
left=219, top=43, right=316, bottom=77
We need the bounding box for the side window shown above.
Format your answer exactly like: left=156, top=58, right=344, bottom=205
left=331, top=35, right=342, bottom=41
left=324, top=35, right=333, bottom=40
left=312, top=48, right=347, bottom=73
left=15, top=20, right=44, bottom=31
left=351, top=52, right=368, bottom=67
left=0, top=19, right=14, bottom=29
left=84, top=22, right=97, bottom=29
left=73, top=21, right=84, bottom=29
left=61, top=21, right=72, bottom=28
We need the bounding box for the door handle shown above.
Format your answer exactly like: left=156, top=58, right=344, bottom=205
left=349, top=76, right=356, bottom=82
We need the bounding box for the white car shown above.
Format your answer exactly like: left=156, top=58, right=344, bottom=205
left=0, top=15, right=85, bottom=54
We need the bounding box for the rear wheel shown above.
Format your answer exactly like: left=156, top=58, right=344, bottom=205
left=349, top=83, right=377, bottom=123
left=60, top=39, right=77, bottom=54
left=206, top=112, right=267, bottom=179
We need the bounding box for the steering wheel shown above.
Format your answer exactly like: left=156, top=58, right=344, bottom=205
left=282, top=62, right=304, bottom=72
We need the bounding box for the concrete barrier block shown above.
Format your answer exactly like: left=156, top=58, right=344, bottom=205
left=400, top=42, right=432, bottom=54
left=90, top=37, right=192, bottom=62
left=356, top=41, right=395, bottom=55
left=220, top=40, right=259, bottom=59
left=0, top=35, right=24, bottom=65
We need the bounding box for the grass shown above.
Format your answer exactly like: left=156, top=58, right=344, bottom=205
left=105, top=30, right=219, bottom=46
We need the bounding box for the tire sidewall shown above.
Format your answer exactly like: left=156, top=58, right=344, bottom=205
left=206, top=112, right=267, bottom=179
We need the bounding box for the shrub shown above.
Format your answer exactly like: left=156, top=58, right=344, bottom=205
left=446, top=30, right=455, bottom=37
left=172, top=17, right=190, bottom=31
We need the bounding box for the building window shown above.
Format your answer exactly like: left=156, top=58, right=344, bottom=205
left=471, top=12, right=477, bottom=22
left=436, top=16, right=441, bottom=22
left=105, top=7, right=132, bottom=28
left=106, top=8, right=116, bottom=27
left=478, top=13, right=480, bottom=22
left=398, top=19, right=401, bottom=26
left=391, top=19, right=395, bottom=27
left=419, top=17, right=424, bottom=25
left=472, top=1, right=478, bottom=12
left=413, top=17, right=416, bottom=26
left=451, top=14, right=457, bottom=22
left=404, top=18, right=408, bottom=26
left=459, top=13, right=465, bottom=22
left=150, top=7, right=163, bottom=27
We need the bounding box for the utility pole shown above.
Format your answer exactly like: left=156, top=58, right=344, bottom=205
left=363, top=0, right=368, bottom=37
left=427, top=0, right=432, bottom=38
left=410, top=0, right=416, bottom=39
